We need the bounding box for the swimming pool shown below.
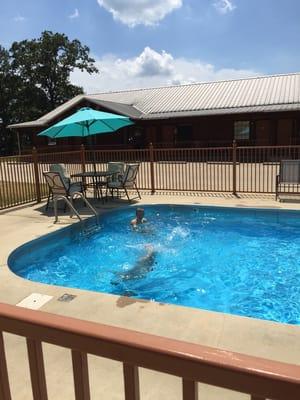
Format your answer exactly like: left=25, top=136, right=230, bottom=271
left=8, top=205, right=300, bottom=325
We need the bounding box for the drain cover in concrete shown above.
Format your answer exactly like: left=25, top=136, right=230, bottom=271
left=16, top=293, right=53, bottom=310
left=57, top=293, right=77, bottom=302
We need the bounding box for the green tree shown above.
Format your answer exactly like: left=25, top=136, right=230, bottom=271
left=0, top=31, right=98, bottom=154
left=0, top=45, right=18, bottom=154
left=0, top=45, right=11, bottom=124
left=11, top=30, right=98, bottom=111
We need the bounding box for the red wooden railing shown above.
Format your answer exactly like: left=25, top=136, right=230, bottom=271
left=0, top=303, right=299, bottom=399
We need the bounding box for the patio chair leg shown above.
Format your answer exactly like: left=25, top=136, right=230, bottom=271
left=81, top=186, right=87, bottom=206
left=124, top=187, right=131, bottom=202
left=98, top=186, right=104, bottom=204
left=69, top=196, right=74, bottom=218
left=83, top=192, right=87, bottom=207
left=53, top=197, right=58, bottom=224
left=45, top=192, right=51, bottom=210
left=134, top=183, right=141, bottom=199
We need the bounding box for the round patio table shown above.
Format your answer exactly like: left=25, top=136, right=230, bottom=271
left=71, top=171, right=114, bottom=202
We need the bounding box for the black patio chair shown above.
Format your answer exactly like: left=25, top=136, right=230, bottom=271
left=44, top=171, right=85, bottom=211
left=107, top=163, right=141, bottom=202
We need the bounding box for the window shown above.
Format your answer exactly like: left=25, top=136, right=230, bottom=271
left=234, top=121, right=250, bottom=140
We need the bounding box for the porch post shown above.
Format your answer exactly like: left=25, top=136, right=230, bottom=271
left=32, top=147, right=41, bottom=203
left=232, top=140, right=237, bottom=196
left=149, top=142, right=155, bottom=194
left=16, top=130, right=21, bottom=156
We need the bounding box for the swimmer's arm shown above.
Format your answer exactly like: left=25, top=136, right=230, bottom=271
left=130, top=219, right=138, bottom=229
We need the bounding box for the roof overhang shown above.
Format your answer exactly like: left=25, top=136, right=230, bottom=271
left=7, top=96, right=142, bottom=130
left=7, top=120, right=48, bottom=129
left=7, top=98, right=300, bottom=130
left=7, top=94, right=86, bottom=130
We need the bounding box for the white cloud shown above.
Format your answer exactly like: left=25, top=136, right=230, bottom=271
left=70, top=47, right=260, bottom=94
left=213, top=0, right=236, bottom=14
left=69, top=8, right=79, bottom=19
left=97, top=0, right=182, bottom=27
left=123, top=47, right=174, bottom=77
left=13, top=15, right=26, bottom=22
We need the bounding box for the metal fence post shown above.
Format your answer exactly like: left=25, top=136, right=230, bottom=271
left=232, top=140, right=237, bottom=196
left=32, top=147, right=41, bottom=203
left=149, top=143, right=155, bottom=194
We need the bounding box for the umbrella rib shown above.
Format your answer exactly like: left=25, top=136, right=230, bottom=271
left=50, top=125, right=67, bottom=138
left=88, top=119, right=96, bottom=128
left=99, top=119, right=119, bottom=133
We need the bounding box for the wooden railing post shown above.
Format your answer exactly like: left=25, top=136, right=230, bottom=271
left=32, top=147, right=41, bottom=203
left=0, top=332, right=12, bottom=400
left=26, top=338, right=48, bottom=400
left=149, top=142, right=155, bottom=194
left=123, top=363, right=140, bottom=400
left=232, top=140, right=237, bottom=196
left=182, top=379, right=198, bottom=400
left=72, top=350, right=90, bottom=400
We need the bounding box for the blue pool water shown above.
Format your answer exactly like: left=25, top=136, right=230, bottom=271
left=8, top=205, right=300, bottom=325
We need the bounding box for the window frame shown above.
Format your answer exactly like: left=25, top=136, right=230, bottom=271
left=234, top=120, right=250, bottom=141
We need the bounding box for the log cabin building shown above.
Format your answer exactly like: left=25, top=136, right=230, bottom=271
left=8, top=73, right=300, bottom=153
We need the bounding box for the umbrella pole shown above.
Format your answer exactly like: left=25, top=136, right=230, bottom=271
left=87, top=125, right=96, bottom=173
left=93, top=135, right=97, bottom=173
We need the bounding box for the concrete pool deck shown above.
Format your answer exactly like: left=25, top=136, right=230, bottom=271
left=0, top=193, right=300, bottom=399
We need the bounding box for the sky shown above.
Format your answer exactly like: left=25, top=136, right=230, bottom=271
left=1, top=0, right=300, bottom=94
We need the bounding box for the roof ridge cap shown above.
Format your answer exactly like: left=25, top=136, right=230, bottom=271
left=86, top=72, right=300, bottom=96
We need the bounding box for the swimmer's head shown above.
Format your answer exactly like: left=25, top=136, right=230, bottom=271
left=145, top=244, right=154, bottom=251
left=136, top=208, right=145, bottom=221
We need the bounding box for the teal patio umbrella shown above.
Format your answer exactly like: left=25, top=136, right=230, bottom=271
left=38, top=107, right=134, bottom=139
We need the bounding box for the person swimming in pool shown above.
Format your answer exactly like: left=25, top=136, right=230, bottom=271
left=119, top=244, right=156, bottom=281
left=130, top=208, right=155, bottom=235
left=130, top=208, right=147, bottom=229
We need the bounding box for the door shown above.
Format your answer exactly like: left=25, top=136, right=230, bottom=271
left=255, top=120, right=271, bottom=145
left=277, top=119, right=294, bottom=145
